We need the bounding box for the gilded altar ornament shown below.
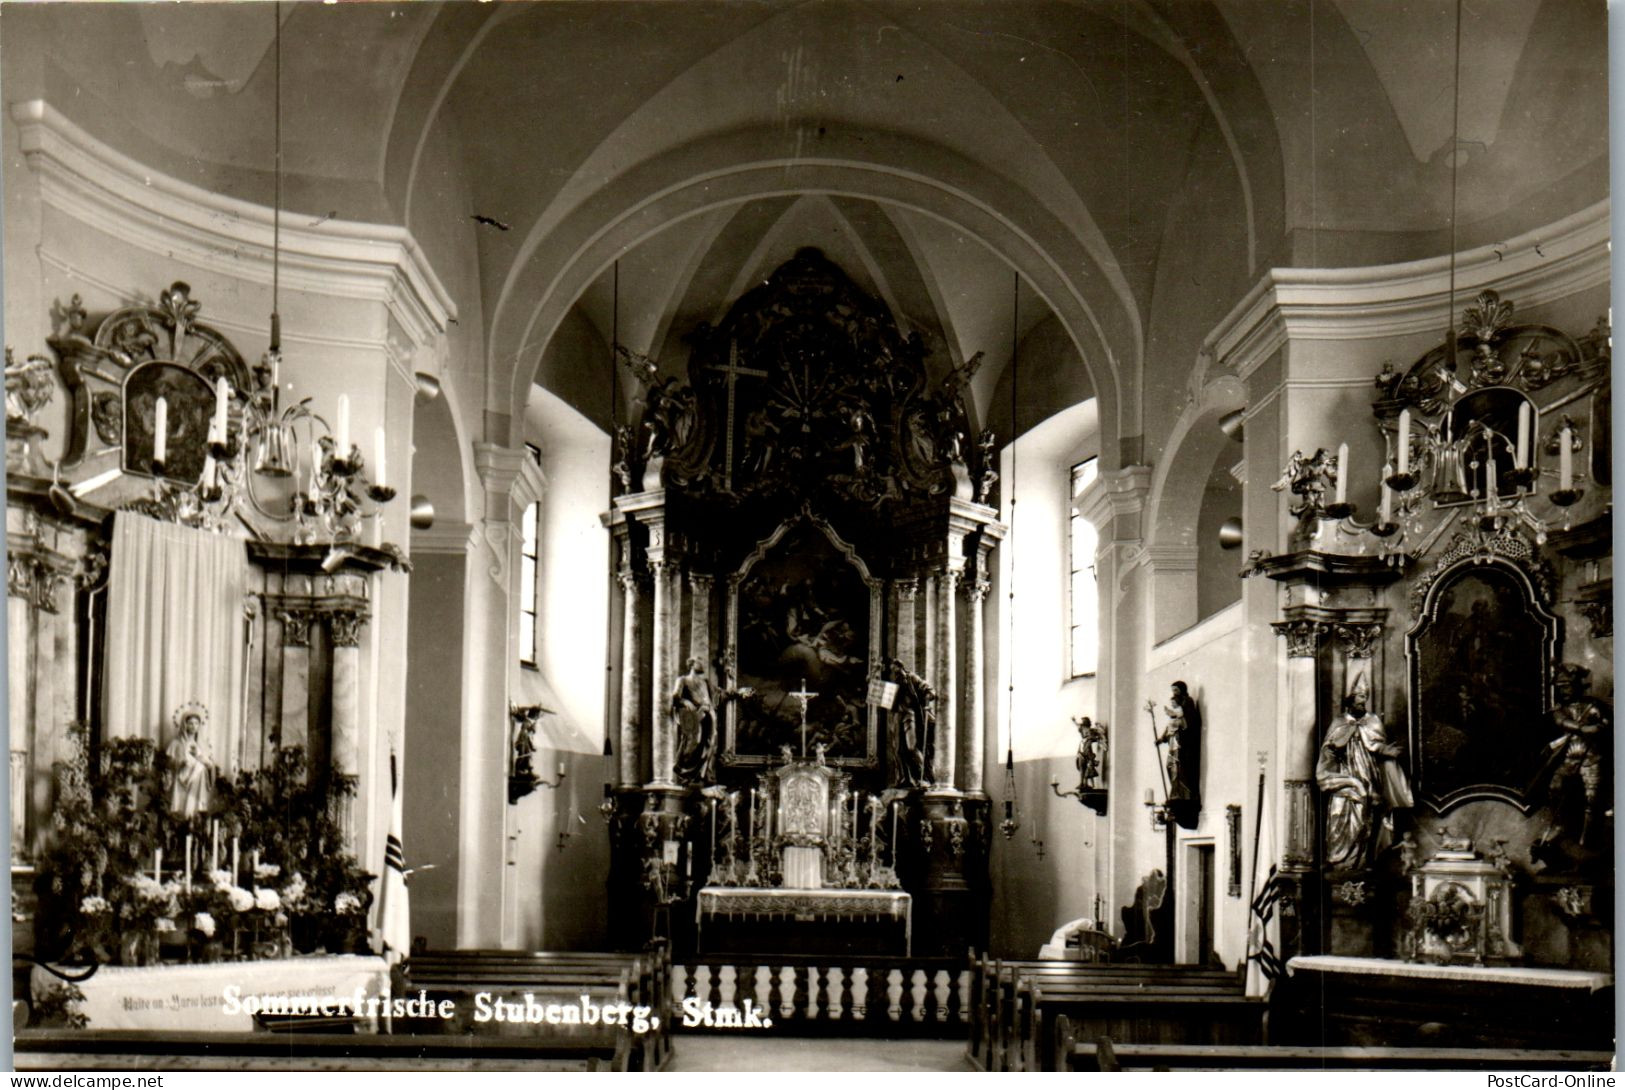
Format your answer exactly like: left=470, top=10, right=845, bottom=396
left=1272, top=447, right=1339, bottom=521
left=1315, top=675, right=1412, bottom=870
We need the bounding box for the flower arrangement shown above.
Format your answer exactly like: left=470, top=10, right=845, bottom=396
left=35, top=735, right=378, bottom=966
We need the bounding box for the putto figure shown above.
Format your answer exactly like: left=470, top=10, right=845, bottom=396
left=1315, top=676, right=1413, bottom=869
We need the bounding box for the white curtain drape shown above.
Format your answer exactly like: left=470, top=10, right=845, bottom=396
left=103, top=512, right=248, bottom=772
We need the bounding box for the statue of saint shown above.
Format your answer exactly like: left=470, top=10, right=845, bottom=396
left=672, top=658, right=718, bottom=784
left=165, top=705, right=215, bottom=818
left=1533, top=664, right=1610, bottom=851
left=887, top=658, right=935, bottom=789
left=1315, top=678, right=1413, bottom=869
left=1074, top=716, right=1106, bottom=790
left=1152, top=681, right=1202, bottom=828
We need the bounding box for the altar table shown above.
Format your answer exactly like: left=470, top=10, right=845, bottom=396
left=31, top=955, right=390, bottom=1031
left=696, top=887, right=912, bottom=957
left=1279, top=955, right=1614, bottom=1050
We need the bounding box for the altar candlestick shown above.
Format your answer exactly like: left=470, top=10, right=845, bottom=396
left=154, top=847, right=163, bottom=883
left=231, top=837, right=240, bottom=884
left=210, top=820, right=219, bottom=872
left=183, top=834, right=193, bottom=892
left=214, top=377, right=229, bottom=440
left=337, top=394, right=350, bottom=458
left=1485, top=447, right=1498, bottom=499
left=1397, top=409, right=1411, bottom=474
left=374, top=426, right=387, bottom=487
left=1559, top=424, right=1573, bottom=490
left=890, top=804, right=899, bottom=865
left=1334, top=443, right=1348, bottom=504
left=1379, top=464, right=1393, bottom=524
left=252, top=849, right=260, bottom=879
left=748, top=790, right=755, bottom=841
left=153, top=397, right=168, bottom=465
left=1516, top=403, right=1531, bottom=469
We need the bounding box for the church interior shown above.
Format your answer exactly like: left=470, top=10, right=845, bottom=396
left=3, top=0, right=1614, bottom=1072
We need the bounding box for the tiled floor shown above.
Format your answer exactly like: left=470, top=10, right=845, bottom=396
left=667, top=1035, right=971, bottom=1072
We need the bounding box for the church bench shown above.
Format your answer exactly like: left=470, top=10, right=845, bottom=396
left=14, top=1029, right=633, bottom=1071
left=967, top=955, right=1234, bottom=1068
left=1018, top=985, right=1265, bottom=1071
left=970, top=956, right=1241, bottom=1071
left=402, top=952, right=668, bottom=1070
left=1053, top=1025, right=1616, bottom=1072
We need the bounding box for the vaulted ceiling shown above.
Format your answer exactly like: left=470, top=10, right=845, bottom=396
left=5, top=0, right=1607, bottom=445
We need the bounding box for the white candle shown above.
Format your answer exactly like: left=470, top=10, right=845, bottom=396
left=231, top=837, right=240, bottom=884
left=202, top=453, right=217, bottom=490
left=214, top=377, right=229, bottom=438
left=890, top=804, right=898, bottom=863
left=374, top=426, right=387, bottom=487
left=1485, top=448, right=1497, bottom=499
left=1379, top=463, right=1393, bottom=524
left=153, top=397, right=168, bottom=464
left=748, top=789, right=755, bottom=839
left=1397, top=409, right=1411, bottom=474
left=183, top=834, right=193, bottom=892
left=211, top=821, right=219, bottom=872
left=1559, top=425, right=1573, bottom=490
left=336, top=395, right=350, bottom=458
left=1516, top=402, right=1531, bottom=469
left=1335, top=443, right=1348, bottom=504
left=154, top=847, right=163, bottom=883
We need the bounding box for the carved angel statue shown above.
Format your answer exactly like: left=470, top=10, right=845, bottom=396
left=5, top=349, right=55, bottom=426
left=1532, top=663, right=1611, bottom=851
left=937, top=349, right=985, bottom=400
left=1271, top=447, right=1336, bottom=518
left=614, top=343, right=661, bottom=389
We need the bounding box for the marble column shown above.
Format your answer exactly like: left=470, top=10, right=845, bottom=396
left=649, top=560, right=676, bottom=786
left=934, top=569, right=959, bottom=788
left=329, top=608, right=366, bottom=847
left=964, top=576, right=990, bottom=793
left=1273, top=618, right=1325, bottom=870
left=278, top=607, right=314, bottom=751
left=618, top=570, right=640, bottom=785
left=688, top=574, right=713, bottom=667
left=895, top=580, right=919, bottom=672
left=7, top=558, right=32, bottom=857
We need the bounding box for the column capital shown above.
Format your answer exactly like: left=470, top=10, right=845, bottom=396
left=1273, top=618, right=1327, bottom=658
left=327, top=609, right=368, bottom=648
left=1331, top=621, right=1383, bottom=659
left=278, top=607, right=317, bottom=648
left=473, top=442, right=530, bottom=511
left=1076, top=465, right=1154, bottom=542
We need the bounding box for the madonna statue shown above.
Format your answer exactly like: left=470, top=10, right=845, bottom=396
left=165, top=703, right=215, bottom=818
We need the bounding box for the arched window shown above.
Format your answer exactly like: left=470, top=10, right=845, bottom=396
left=1069, top=457, right=1099, bottom=677
left=518, top=442, right=542, bottom=667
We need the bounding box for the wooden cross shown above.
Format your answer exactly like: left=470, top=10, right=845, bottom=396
left=705, top=339, right=767, bottom=491
left=790, top=678, right=819, bottom=758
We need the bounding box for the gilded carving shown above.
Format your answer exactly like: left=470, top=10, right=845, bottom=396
left=328, top=610, right=366, bottom=649
left=279, top=609, right=314, bottom=649
left=1272, top=619, right=1326, bottom=658
left=1333, top=623, right=1383, bottom=659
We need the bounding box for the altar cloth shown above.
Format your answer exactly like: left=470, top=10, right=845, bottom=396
left=1286, top=955, right=1613, bottom=991
left=31, top=955, right=390, bottom=1031
left=696, top=887, right=912, bottom=956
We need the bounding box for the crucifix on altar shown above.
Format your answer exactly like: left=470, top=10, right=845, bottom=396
left=791, top=678, right=818, bottom=758
left=705, top=339, right=768, bottom=491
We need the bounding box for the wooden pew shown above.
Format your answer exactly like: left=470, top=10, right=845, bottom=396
left=1055, top=1023, right=1615, bottom=1072
left=403, top=948, right=670, bottom=1071
left=15, top=1029, right=633, bottom=1071
left=1021, top=982, right=1263, bottom=1072
left=979, top=959, right=1244, bottom=1072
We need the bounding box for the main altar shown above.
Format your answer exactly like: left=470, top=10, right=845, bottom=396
left=601, top=249, right=1002, bottom=958
left=694, top=744, right=913, bottom=956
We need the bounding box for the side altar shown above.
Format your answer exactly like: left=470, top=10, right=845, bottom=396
left=600, top=249, right=1002, bottom=958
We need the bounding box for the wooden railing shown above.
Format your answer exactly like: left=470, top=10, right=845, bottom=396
left=673, top=956, right=970, bottom=1036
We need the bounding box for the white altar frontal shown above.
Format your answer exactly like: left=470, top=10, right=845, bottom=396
left=31, top=955, right=390, bottom=1031
left=696, top=749, right=911, bottom=956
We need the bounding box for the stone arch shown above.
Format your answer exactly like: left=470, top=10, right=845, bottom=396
left=485, top=130, right=1136, bottom=471
left=1144, top=372, right=1248, bottom=642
